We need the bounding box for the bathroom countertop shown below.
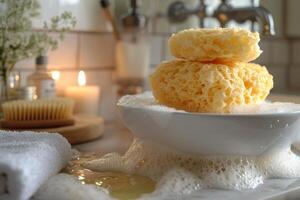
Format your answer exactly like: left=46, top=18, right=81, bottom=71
left=73, top=121, right=133, bottom=155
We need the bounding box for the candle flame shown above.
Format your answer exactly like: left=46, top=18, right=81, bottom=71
left=78, top=70, right=86, bottom=86
left=51, top=71, right=60, bottom=81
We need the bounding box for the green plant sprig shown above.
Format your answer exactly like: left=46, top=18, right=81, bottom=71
left=0, top=0, right=76, bottom=75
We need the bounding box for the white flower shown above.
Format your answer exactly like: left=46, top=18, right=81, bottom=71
left=0, top=0, right=76, bottom=74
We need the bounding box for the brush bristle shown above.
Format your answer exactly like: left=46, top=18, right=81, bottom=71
left=2, top=98, right=74, bottom=121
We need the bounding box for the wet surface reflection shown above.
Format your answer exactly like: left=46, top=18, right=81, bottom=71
left=64, top=153, right=156, bottom=200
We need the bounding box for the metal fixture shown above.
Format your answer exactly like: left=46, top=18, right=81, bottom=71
left=213, top=0, right=275, bottom=35
left=167, top=0, right=275, bottom=36
left=167, top=0, right=207, bottom=27
left=100, top=0, right=121, bottom=40
left=119, top=0, right=148, bottom=44
left=120, top=0, right=148, bottom=31
left=114, top=0, right=149, bottom=96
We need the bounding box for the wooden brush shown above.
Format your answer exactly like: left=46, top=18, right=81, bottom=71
left=1, top=98, right=75, bottom=129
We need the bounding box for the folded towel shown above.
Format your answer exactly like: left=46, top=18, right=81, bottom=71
left=0, top=130, right=72, bottom=200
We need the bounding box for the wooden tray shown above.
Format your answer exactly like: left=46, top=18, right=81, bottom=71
left=0, top=114, right=104, bottom=145
left=1, top=119, right=75, bottom=129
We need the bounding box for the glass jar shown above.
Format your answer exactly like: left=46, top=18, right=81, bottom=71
left=27, top=56, right=56, bottom=99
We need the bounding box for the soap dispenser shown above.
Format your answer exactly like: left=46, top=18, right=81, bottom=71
left=115, top=0, right=149, bottom=96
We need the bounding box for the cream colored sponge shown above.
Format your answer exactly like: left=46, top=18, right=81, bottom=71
left=150, top=60, right=273, bottom=113
left=169, top=28, right=262, bottom=62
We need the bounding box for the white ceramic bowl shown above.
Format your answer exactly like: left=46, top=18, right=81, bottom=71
left=118, top=99, right=300, bottom=156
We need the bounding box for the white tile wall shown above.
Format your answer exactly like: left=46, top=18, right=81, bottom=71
left=162, top=35, right=174, bottom=61
left=32, top=0, right=60, bottom=28
left=270, top=40, right=289, bottom=64
left=145, top=0, right=199, bottom=34
left=58, top=0, right=113, bottom=32
left=15, top=33, right=78, bottom=70
left=84, top=70, right=116, bottom=120
left=149, top=36, right=164, bottom=65
left=267, top=66, right=287, bottom=91
left=256, top=40, right=271, bottom=65
left=79, top=34, right=116, bottom=68
left=48, top=33, right=78, bottom=69
left=286, top=0, right=300, bottom=37
left=33, top=0, right=113, bottom=32
left=289, top=67, right=300, bottom=88
left=292, top=40, right=300, bottom=64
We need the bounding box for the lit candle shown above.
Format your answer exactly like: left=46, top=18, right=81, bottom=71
left=65, top=71, right=100, bottom=115
left=51, top=70, right=60, bottom=81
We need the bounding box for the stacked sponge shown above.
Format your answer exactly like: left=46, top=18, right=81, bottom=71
left=150, top=28, right=273, bottom=113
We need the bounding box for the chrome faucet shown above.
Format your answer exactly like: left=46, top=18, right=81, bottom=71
left=213, top=0, right=275, bottom=35
left=167, top=0, right=275, bottom=36
left=167, top=0, right=207, bottom=28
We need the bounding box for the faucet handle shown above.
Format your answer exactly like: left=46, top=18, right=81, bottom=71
left=167, top=0, right=207, bottom=27
left=213, top=1, right=275, bottom=36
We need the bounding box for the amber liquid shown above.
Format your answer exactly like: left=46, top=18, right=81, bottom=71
left=64, top=153, right=156, bottom=200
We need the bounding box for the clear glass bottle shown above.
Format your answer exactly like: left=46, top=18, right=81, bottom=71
left=27, top=55, right=56, bottom=99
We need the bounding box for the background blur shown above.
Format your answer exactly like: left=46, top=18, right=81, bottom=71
left=13, top=0, right=300, bottom=120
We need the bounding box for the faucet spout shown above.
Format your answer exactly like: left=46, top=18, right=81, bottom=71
left=213, top=2, right=275, bottom=36
left=252, top=6, right=275, bottom=36
left=166, top=0, right=276, bottom=36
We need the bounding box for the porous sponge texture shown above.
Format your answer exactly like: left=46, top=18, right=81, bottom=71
left=150, top=60, right=273, bottom=113
left=169, top=28, right=261, bottom=62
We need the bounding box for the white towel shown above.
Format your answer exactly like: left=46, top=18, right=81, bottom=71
left=0, top=130, right=72, bottom=200
left=33, top=174, right=112, bottom=200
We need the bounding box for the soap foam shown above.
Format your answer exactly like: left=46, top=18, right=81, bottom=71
left=118, top=91, right=185, bottom=113
left=231, top=102, right=300, bottom=114
left=84, top=139, right=300, bottom=198
left=118, top=91, right=300, bottom=114
left=141, top=168, right=204, bottom=199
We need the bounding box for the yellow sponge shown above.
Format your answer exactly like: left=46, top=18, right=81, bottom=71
left=169, top=28, right=261, bottom=62
left=150, top=60, right=273, bottom=113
